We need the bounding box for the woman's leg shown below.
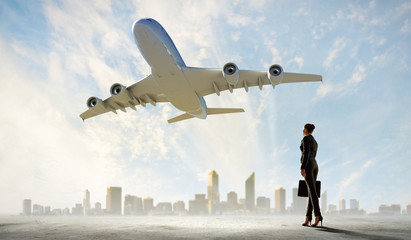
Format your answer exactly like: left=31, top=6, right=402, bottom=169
left=305, top=163, right=321, bottom=217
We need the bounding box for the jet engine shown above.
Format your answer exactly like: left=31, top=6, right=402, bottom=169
left=86, top=96, right=108, bottom=113
left=267, top=64, right=284, bottom=86
left=223, top=62, right=239, bottom=85
left=110, top=83, right=132, bottom=103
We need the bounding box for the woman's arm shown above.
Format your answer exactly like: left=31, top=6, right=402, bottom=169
left=300, top=136, right=311, bottom=170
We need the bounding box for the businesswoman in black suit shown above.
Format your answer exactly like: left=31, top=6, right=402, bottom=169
left=300, top=123, right=323, bottom=227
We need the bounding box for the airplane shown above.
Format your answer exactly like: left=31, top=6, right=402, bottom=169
left=80, top=18, right=322, bottom=123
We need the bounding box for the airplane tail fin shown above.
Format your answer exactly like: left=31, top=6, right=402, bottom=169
left=168, top=113, right=195, bottom=123
left=168, top=108, right=244, bottom=123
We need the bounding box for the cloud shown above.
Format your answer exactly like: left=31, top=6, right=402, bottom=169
left=323, top=38, right=347, bottom=68
left=348, top=64, right=366, bottom=84
left=401, top=19, right=410, bottom=34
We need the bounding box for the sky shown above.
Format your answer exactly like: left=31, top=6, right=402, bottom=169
left=0, top=0, right=410, bottom=215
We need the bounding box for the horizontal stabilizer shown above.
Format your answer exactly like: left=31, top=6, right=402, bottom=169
left=168, top=113, right=195, bottom=123
left=206, top=108, right=245, bottom=115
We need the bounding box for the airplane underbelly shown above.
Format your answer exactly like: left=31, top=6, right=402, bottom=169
left=153, top=68, right=201, bottom=112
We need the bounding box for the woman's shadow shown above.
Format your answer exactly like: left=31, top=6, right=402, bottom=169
left=315, top=226, right=402, bottom=240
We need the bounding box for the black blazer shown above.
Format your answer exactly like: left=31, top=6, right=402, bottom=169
left=300, top=135, right=318, bottom=170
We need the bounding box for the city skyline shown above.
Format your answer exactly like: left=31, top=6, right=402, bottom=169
left=18, top=170, right=410, bottom=216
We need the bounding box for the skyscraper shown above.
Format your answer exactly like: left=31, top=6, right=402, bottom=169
left=106, top=186, right=122, bottom=215
left=275, top=187, right=286, bottom=213
left=144, top=197, right=154, bottom=213
left=207, top=170, right=220, bottom=215
left=83, top=189, right=91, bottom=215
left=227, top=191, right=238, bottom=211
left=22, top=199, right=31, bottom=215
left=350, top=199, right=359, bottom=210
left=339, top=199, right=346, bottom=213
left=245, top=172, right=255, bottom=211
left=321, top=190, right=327, bottom=212
left=124, top=195, right=143, bottom=215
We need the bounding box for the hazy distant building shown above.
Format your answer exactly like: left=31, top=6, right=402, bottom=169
left=51, top=209, right=62, bottom=215
left=328, top=204, right=337, bottom=212
left=173, top=201, right=186, bottom=213
left=379, top=204, right=401, bottom=215
left=407, top=203, right=411, bottom=215
left=245, top=172, right=255, bottom=211
left=189, top=194, right=208, bottom=215
left=144, top=197, right=154, bottom=213
left=63, top=208, right=70, bottom=215
left=94, top=202, right=102, bottom=215
left=292, top=188, right=307, bottom=214
left=33, top=204, right=44, bottom=216
left=83, top=189, right=91, bottom=215
left=256, top=197, right=270, bottom=214
left=227, top=192, right=238, bottom=211
left=45, top=206, right=51, bottom=215
left=275, top=188, right=286, bottom=213
left=207, top=170, right=220, bottom=215
left=72, top=203, right=83, bottom=215
left=106, top=187, right=122, bottom=215
left=22, top=199, right=31, bottom=215
left=339, top=199, right=346, bottom=213
left=350, top=199, right=359, bottom=211
left=321, top=190, right=327, bottom=212
left=124, top=195, right=143, bottom=215
left=156, top=202, right=172, bottom=213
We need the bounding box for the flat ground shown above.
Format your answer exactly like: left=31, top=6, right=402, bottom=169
left=0, top=215, right=410, bottom=239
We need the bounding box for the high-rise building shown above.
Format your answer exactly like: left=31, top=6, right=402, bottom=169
left=22, top=199, right=31, bottom=215
left=321, top=190, right=327, bottom=212
left=275, top=187, right=286, bottom=213
left=406, top=203, right=411, bottom=215
left=188, top=194, right=208, bottom=215
left=72, top=203, right=83, bottom=215
left=292, top=188, right=307, bottom=214
left=44, top=206, right=51, bottom=215
left=156, top=202, right=172, bottom=212
left=144, top=197, right=154, bottom=213
left=379, top=204, right=401, bottom=215
left=106, top=186, right=122, bottom=215
left=328, top=204, right=337, bottom=211
left=95, top=202, right=102, bottom=215
left=227, top=192, right=238, bottom=211
left=339, top=199, right=346, bottom=213
left=245, top=172, right=255, bottom=211
left=124, top=195, right=143, bottom=215
left=207, top=170, right=220, bottom=215
left=33, top=204, right=44, bottom=215
left=350, top=199, right=359, bottom=210
left=173, top=201, right=186, bottom=213
left=83, top=189, right=91, bottom=215
left=257, top=197, right=271, bottom=212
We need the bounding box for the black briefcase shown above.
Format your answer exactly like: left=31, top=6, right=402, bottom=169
left=298, top=180, right=321, bottom=198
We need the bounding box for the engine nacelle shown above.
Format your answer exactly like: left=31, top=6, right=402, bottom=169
left=110, top=83, right=132, bottom=103
left=267, top=64, right=284, bottom=86
left=86, top=96, right=108, bottom=113
left=222, top=62, right=239, bottom=86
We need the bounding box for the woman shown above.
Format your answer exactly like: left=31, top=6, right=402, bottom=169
left=300, top=123, right=323, bottom=227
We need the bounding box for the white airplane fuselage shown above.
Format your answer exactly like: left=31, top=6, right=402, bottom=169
left=133, top=18, right=207, bottom=119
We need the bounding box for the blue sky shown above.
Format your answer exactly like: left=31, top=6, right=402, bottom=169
left=0, top=0, right=410, bottom=214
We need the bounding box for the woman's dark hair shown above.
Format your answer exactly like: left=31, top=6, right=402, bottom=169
left=304, top=123, right=315, bottom=134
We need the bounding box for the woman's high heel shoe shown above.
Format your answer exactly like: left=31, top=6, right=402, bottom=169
left=311, top=215, right=323, bottom=227
left=302, top=216, right=312, bottom=226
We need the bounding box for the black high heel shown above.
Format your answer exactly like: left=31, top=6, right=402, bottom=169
left=311, top=215, right=323, bottom=227
left=302, top=216, right=312, bottom=226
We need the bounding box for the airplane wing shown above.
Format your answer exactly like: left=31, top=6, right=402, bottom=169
left=80, top=75, right=168, bottom=121
left=182, top=67, right=322, bottom=97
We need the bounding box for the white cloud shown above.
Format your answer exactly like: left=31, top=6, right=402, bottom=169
left=401, top=19, right=410, bottom=34
left=323, top=38, right=347, bottom=68
left=348, top=64, right=366, bottom=84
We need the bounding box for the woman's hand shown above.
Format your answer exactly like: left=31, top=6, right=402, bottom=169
left=301, top=169, right=306, bottom=178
